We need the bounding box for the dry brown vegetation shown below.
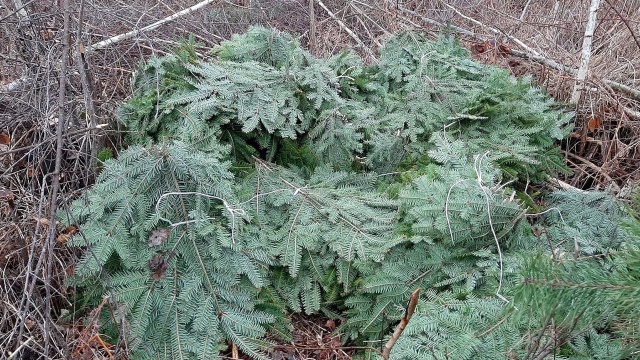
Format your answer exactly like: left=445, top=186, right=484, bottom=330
left=1, top=0, right=639, bottom=358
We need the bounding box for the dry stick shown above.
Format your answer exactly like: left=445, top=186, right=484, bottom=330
left=315, top=0, right=376, bottom=60
left=604, top=79, right=640, bottom=100
left=309, top=0, right=316, bottom=53
left=14, top=178, right=50, bottom=353
left=603, top=0, right=640, bottom=51
left=383, top=4, right=426, bottom=30
left=73, top=0, right=99, bottom=176
left=9, top=1, right=60, bottom=352
left=548, top=177, right=585, bottom=192
left=519, top=0, right=533, bottom=21
left=381, top=288, right=421, bottom=360
left=571, top=0, right=601, bottom=104
left=84, top=0, right=217, bottom=53
left=7, top=337, right=33, bottom=360
left=43, top=0, right=70, bottom=355
left=621, top=105, right=640, bottom=120
left=231, top=343, right=239, bottom=359
left=561, top=150, right=620, bottom=191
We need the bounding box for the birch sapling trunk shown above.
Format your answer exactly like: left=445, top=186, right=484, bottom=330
left=571, top=0, right=602, bottom=104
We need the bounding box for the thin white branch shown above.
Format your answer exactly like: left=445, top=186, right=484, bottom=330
left=519, top=0, right=533, bottom=21
left=84, top=0, right=217, bottom=53
left=391, top=1, right=473, bottom=36
left=525, top=207, right=566, bottom=224
left=8, top=337, right=34, bottom=359
left=10, top=0, right=31, bottom=23
left=393, top=0, right=571, bottom=75
left=571, top=0, right=602, bottom=104
left=445, top=179, right=464, bottom=245
left=508, top=48, right=577, bottom=74
left=474, top=152, right=506, bottom=302
left=156, top=191, right=245, bottom=243
left=155, top=188, right=296, bottom=243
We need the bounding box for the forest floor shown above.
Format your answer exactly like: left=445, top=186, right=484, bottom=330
left=1, top=0, right=639, bottom=358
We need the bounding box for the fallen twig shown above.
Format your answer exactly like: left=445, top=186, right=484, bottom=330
left=8, top=337, right=33, bottom=360
left=604, top=79, right=640, bottom=100
left=381, top=287, right=421, bottom=360
left=85, top=0, right=217, bottom=53
left=561, top=150, right=620, bottom=192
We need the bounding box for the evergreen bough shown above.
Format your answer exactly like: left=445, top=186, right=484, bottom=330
left=67, top=27, right=640, bottom=359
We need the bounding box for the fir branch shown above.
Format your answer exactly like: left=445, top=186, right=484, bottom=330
left=65, top=27, right=609, bottom=359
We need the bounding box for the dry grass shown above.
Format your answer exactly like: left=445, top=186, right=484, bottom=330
left=1, top=0, right=639, bottom=358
